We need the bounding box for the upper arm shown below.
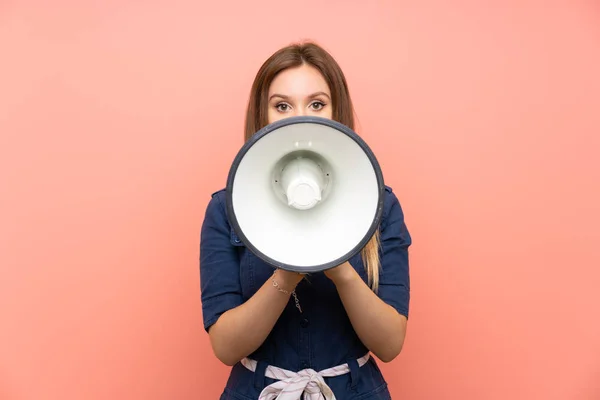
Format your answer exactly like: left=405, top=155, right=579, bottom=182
left=199, top=192, right=244, bottom=333
left=376, top=189, right=412, bottom=319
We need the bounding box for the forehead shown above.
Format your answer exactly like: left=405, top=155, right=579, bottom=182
left=268, top=64, right=330, bottom=97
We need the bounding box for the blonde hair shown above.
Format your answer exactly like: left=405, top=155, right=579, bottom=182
left=244, top=41, right=381, bottom=291
left=361, top=231, right=381, bottom=292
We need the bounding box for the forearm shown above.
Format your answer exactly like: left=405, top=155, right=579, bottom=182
left=208, top=269, right=301, bottom=366
left=332, top=264, right=407, bottom=362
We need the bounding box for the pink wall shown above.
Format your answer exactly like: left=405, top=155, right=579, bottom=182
left=1, top=1, right=599, bottom=399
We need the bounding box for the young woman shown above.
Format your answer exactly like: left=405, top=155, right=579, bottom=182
left=200, top=41, right=412, bottom=400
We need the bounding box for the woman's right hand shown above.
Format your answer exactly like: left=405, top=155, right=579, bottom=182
left=273, top=268, right=304, bottom=292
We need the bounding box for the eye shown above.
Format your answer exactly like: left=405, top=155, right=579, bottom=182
left=310, top=101, right=326, bottom=111
left=275, top=103, right=291, bottom=112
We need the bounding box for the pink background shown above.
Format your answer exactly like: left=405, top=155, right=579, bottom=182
left=1, top=1, right=599, bottom=399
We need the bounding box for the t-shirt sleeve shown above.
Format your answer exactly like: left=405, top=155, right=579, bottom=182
left=199, top=192, right=244, bottom=333
left=377, top=189, right=412, bottom=319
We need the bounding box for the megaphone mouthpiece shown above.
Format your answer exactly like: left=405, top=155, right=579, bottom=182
left=280, top=157, right=325, bottom=211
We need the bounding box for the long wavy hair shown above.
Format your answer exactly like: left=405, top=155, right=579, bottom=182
left=243, top=41, right=381, bottom=292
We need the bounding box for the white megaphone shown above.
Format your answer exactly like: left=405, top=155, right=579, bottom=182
left=225, top=116, right=385, bottom=273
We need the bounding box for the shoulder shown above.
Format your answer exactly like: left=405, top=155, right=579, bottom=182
left=202, top=188, right=229, bottom=227
left=210, top=187, right=227, bottom=201
left=382, top=184, right=404, bottom=220
left=206, top=188, right=227, bottom=211
left=380, top=184, right=411, bottom=240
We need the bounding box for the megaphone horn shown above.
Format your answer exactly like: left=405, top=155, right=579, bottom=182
left=225, top=116, right=385, bottom=274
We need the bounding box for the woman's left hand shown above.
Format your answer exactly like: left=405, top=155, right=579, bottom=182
left=323, top=261, right=357, bottom=286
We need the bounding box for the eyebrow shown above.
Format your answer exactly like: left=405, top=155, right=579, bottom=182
left=269, top=91, right=331, bottom=101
